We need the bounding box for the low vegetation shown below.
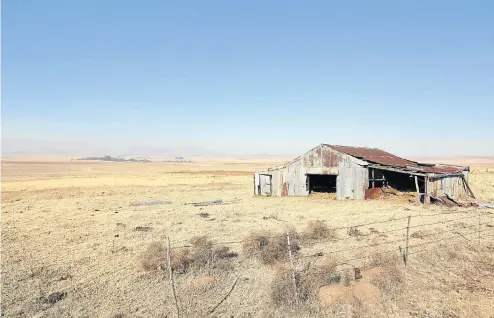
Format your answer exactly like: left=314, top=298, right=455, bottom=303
left=242, top=228, right=300, bottom=265
left=303, top=220, right=338, bottom=241
left=140, top=236, right=237, bottom=274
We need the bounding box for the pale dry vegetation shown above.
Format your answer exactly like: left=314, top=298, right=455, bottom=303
left=1, top=158, right=493, bottom=317
left=302, top=220, right=338, bottom=241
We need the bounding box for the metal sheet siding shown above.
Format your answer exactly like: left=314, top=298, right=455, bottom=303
left=254, top=173, right=260, bottom=195
left=259, top=174, right=272, bottom=196
left=428, top=176, right=463, bottom=199
left=337, top=167, right=368, bottom=200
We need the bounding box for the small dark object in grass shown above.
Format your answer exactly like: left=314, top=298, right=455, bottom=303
left=347, top=227, right=361, bottom=237
left=40, top=291, right=67, bottom=304
left=94, top=209, right=100, bottom=212
left=115, top=234, right=119, bottom=237
left=114, top=212, right=119, bottom=214
left=134, top=226, right=152, bottom=232
left=198, top=212, right=210, bottom=218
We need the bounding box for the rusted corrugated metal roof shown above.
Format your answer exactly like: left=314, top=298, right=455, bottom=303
left=325, top=144, right=464, bottom=174
left=327, top=145, right=414, bottom=167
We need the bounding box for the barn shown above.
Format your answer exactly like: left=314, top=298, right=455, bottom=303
left=254, top=144, right=474, bottom=203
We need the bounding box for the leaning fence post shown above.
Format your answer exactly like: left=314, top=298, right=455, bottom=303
left=404, top=215, right=411, bottom=267
left=286, top=231, right=299, bottom=305
left=167, top=237, right=181, bottom=318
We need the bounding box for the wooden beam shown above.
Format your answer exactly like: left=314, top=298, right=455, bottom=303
left=368, top=164, right=427, bottom=177
left=414, top=176, right=420, bottom=203
left=371, top=169, right=375, bottom=188
left=424, top=176, right=431, bottom=204
left=428, top=173, right=464, bottom=181
left=461, top=175, right=476, bottom=199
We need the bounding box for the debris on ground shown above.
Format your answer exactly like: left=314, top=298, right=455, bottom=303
left=40, top=291, right=67, bottom=305
left=431, top=194, right=481, bottom=208
left=134, top=226, right=152, bottom=232
left=365, top=188, right=383, bottom=200
left=185, top=200, right=223, bottom=207
left=185, top=197, right=241, bottom=207
left=130, top=201, right=172, bottom=206
left=479, top=203, right=494, bottom=209
left=197, top=212, right=210, bottom=218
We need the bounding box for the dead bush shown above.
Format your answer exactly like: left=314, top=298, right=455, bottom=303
left=303, top=220, right=337, bottom=241
left=347, top=227, right=361, bottom=237
left=140, top=242, right=167, bottom=271
left=271, top=259, right=343, bottom=308
left=140, top=236, right=237, bottom=274
left=271, top=266, right=311, bottom=307
left=243, top=229, right=300, bottom=265
left=174, top=236, right=238, bottom=273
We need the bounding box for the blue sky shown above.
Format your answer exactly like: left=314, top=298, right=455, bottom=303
left=2, top=1, right=494, bottom=157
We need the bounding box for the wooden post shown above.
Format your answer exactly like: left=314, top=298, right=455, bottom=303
left=371, top=169, right=375, bottom=188
left=462, top=175, right=476, bottom=199
left=286, top=232, right=299, bottom=305
left=404, top=216, right=411, bottom=266
left=167, top=237, right=180, bottom=318
left=424, top=176, right=430, bottom=204
left=414, top=176, right=420, bottom=203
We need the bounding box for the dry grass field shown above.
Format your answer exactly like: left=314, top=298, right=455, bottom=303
left=2, top=158, right=494, bottom=317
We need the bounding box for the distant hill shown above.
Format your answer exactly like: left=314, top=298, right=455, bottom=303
left=77, top=156, right=151, bottom=163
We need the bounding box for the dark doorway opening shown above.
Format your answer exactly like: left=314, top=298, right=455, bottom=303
left=307, top=174, right=337, bottom=194
left=370, top=169, right=423, bottom=193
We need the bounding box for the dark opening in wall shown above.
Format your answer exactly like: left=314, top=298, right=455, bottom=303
left=307, top=174, right=337, bottom=193
left=370, top=169, right=423, bottom=192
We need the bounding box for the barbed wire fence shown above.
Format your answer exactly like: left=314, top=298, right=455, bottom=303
left=164, top=211, right=494, bottom=317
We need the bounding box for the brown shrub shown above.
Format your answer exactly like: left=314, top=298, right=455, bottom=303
left=171, top=248, right=192, bottom=274
left=271, top=266, right=311, bottom=307
left=347, top=227, right=361, bottom=237
left=175, top=236, right=238, bottom=273
left=242, top=229, right=300, bottom=265
left=270, top=259, right=342, bottom=308
left=140, top=236, right=237, bottom=274
left=303, top=220, right=337, bottom=241
left=140, top=242, right=167, bottom=271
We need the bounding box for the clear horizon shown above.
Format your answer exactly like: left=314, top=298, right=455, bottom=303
left=3, top=1, right=494, bottom=157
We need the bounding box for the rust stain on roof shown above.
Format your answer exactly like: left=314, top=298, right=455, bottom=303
left=326, top=145, right=464, bottom=174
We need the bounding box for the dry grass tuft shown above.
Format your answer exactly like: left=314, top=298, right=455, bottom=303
left=303, top=220, right=338, bottom=241
left=270, top=266, right=311, bottom=307
left=174, top=235, right=238, bottom=274
left=242, top=229, right=300, bottom=265
left=140, top=242, right=167, bottom=271
left=140, top=236, right=237, bottom=274
left=271, top=258, right=344, bottom=308
left=365, top=251, right=404, bottom=296
left=347, top=227, right=361, bottom=237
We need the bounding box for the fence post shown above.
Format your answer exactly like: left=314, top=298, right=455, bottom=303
left=286, top=231, right=299, bottom=305
left=167, top=237, right=181, bottom=318
left=404, top=215, right=411, bottom=267
left=478, top=211, right=481, bottom=247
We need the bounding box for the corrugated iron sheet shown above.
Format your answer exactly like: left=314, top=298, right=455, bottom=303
left=337, top=167, right=368, bottom=200
left=326, top=144, right=465, bottom=174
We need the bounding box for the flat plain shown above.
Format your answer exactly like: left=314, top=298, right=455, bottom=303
left=2, top=158, right=494, bottom=317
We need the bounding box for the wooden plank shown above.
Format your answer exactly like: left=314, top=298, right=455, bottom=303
left=368, top=164, right=427, bottom=177
left=414, top=176, right=420, bottom=203
left=424, top=176, right=431, bottom=204
left=461, top=175, right=476, bottom=199
left=371, top=169, right=375, bottom=188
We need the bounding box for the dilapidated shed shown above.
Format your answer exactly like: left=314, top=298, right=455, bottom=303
left=254, top=144, right=474, bottom=203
